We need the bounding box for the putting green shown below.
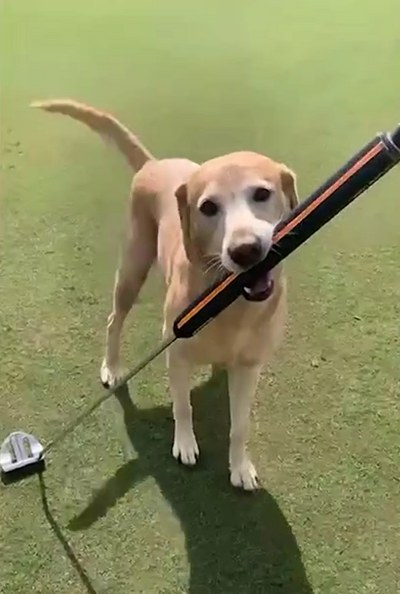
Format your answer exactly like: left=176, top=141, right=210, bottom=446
left=1, top=1, right=399, bottom=593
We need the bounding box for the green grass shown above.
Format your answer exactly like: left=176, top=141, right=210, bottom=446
left=1, top=0, right=400, bottom=592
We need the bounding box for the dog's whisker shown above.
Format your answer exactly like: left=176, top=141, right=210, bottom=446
left=216, top=263, right=229, bottom=280
left=202, top=255, right=230, bottom=281
left=203, top=257, right=221, bottom=276
left=206, top=255, right=221, bottom=265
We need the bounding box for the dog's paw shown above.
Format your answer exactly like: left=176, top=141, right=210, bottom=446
left=100, top=360, right=124, bottom=388
left=173, top=429, right=200, bottom=466
left=230, top=459, right=259, bottom=491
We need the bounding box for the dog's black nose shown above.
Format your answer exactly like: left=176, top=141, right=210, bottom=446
left=228, top=239, right=263, bottom=268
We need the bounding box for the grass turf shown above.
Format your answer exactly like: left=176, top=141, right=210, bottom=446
left=1, top=0, right=400, bottom=592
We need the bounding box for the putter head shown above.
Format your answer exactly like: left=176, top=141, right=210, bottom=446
left=1, top=431, right=45, bottom=484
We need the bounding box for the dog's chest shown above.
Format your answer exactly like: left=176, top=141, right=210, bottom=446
left=178, top=294, right=286, bottom=366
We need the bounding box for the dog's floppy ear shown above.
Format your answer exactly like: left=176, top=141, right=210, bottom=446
left=280, top=165, right=300, bottom=210
left=176, top=183, right=195, bottom=262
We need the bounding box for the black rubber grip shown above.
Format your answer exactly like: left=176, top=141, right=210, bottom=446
left=173, top=126, right=400, bottom=339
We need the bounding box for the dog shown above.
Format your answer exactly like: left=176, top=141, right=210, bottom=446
left=32, top=99, right=299, bottom=490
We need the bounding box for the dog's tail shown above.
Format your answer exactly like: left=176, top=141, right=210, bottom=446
left=31, top=99, right=154, bottom=171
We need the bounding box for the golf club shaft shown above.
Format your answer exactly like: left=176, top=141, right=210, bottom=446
left=173, top=124, right=400, bottom=339
left=42, top=335, right=177, bottom=454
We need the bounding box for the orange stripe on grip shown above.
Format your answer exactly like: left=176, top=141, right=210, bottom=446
left=176, top=141, right=384, bottom=330
left=273, top=141, right=383, bottom=242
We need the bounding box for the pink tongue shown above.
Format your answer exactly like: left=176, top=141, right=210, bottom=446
left=250, top=274, right=271, bottom=294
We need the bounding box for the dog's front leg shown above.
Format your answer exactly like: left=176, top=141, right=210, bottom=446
left=227, top=364, right=262, bottom=491
left=167, top=344, right=199, bottom=466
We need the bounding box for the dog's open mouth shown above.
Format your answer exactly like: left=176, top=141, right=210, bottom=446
left=242, top=271, right=274, bottom=302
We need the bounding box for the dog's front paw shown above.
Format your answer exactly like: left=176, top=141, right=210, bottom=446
left=100, top=359, right=125, bottom=388
left=173, top=428, right=199, bottom=466
left=230, top=459, right=259, bottom=491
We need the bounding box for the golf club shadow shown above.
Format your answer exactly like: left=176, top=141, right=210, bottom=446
left=38, top=473, right=99, bottom=594
left=68, top=370, right=314, bottom=593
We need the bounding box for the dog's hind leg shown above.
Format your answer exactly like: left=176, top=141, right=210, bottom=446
left=100, top=204, right=157, bottom=388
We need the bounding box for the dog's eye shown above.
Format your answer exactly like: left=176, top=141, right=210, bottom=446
left=199, top=199, right=219, bottom=217
left=252, top=187, right=272, bottom=203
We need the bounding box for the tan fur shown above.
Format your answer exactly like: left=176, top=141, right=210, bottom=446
left=31, top=99, right=153, bottom=170
left=33, top=99, right=299, bottom=490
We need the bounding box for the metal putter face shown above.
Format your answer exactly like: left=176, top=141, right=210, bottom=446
left=0, top=431, right=44, bottom=474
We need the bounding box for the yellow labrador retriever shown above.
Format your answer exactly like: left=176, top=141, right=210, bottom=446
left=33, top=100, right=299, bottom=490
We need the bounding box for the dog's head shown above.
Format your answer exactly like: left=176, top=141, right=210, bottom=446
left=176, top=152, right=299, bottom=301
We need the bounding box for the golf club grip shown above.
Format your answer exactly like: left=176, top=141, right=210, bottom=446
left=173, top=125, right=400, bottom=339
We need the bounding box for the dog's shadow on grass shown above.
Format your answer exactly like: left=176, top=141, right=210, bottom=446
left=68, top=370, right=314, bottom=593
